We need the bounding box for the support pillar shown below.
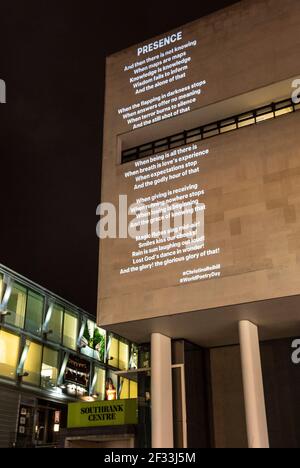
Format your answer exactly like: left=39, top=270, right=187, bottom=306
left=151, top=333, right=174, bottom=448
left=239, top=321, right=269, bottom=448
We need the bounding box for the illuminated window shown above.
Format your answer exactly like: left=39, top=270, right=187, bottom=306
left=120, top=377, right=138, bottom=400
left=120, top=377, right=130, bottom=399
left=170, top=135, right=185, bottom=148
left=23, top=341, right=43, bottom=386
left=203, top=124, right=219, bottom=138
left=0, top=330, right=20, bottom=379
left=129, top=344, right=139, bottom=370
left=64, top=354, right=90, bottom=397
left=25, top=290, right=44, bottom=335
left=93, top=367, right=106, bottom=400
left=5, top=283, right=27, bottom=329
left=256, top=106, right=274, bottom=123
left=139, top=143, right=153, bottom=158
left=48, top=304, right=63, bottom=343
left=130, top=380, right=138, bottom=399
left=238, top=117, right=255, bottom=128
left=0, top=274, right=4, bottom=303
left=186, top=129, right=201, bottom=144
left=275, top=105, right=294, bottom=117
left=220, top=119, right=237, bottom=133
left=154, top=139, right=168, bottom=153
left=106, top=371, right=118, bottom=400
left=119, top=341, right=129, bottom=371
left=81, top=320, right=106, bottom=362
left=108, top=337, right=119, bottom=368
left=41, top=347, right=59, bottom=389
left=122, top=98, right=300, bottom=164
left=63, top=311, right=78, bottom=350
left=108, top=336, right=129, bottom=370
left=81, top=319, right=95, bottom=357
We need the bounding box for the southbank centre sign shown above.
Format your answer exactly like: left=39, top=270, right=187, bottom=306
left=67, top=399, right=138, bottom=429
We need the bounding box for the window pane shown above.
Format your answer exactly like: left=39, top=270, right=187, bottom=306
left=108, top=337, right=119, bottom=368
left=220, top=124, right=237, bottom=133
left=203, top=129, right=219, bottom=138
left=0, top=330, right=20, bottom=379
left=130, top=380, right=138, bottom=399
left=154, top=144, right=168, bottom=153
left=221, top=118, right=236, bottom=127
left=81, top=320, right=95, bottom=357
left=0, top=274, right=4, bottom=303
left=170, top=138, right=185, bottom=148
left=23, top=341, right=42, bottom=386
left=105, top=371, right=118, bottom=401
left=5, top=283, right=27, bottom=329
left=204, top=124, right=218, bottom=131
left=186, top=134, right=201, bottom=143
left=256, top=106, right=273, bottom=116
left=256, top=112, right=274, bottom=123
left=119, top=341, right=129, bottom=371
left=48, top=305, right=63, bottom=343
left=25, top=290, right=44, bottom=335
left=63, top=311, right=78, bottom=350
left=93, top=327, right=106, bottom=362
left=275, top=100, right=292, bottom=109
left=81, top=321, right=106, bottom=362
left=93, top=367, right=106, bottom=400
left=129, top=344, right=139, bottom=370
left=120, top=378, right=130, bottom=399
left=238, top=118, right=255, bottom=128
left=64, top=354, right=90, bottom=398
left=275, top=107, right=293, bottom=117
left=41, top=347, right=59, bottom=389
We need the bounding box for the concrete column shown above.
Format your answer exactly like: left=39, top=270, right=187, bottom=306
left=151, top=333, right=174, bottom=448
left=239, top=321, right=269, bottom=449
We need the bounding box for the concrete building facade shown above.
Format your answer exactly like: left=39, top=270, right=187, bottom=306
left=98, top=0, right=300, bottom=448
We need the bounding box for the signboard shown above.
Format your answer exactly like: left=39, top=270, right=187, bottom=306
left=67, top=399, right=138, bottom=429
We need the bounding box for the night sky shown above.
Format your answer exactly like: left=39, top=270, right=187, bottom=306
left=0, top=0, right=239, bottom=315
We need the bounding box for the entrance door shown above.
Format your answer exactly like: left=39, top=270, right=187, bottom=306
left=66, top=435, right=135, bottom=448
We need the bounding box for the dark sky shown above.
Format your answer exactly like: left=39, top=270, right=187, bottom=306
left=0, top=0, right=240, bottom=315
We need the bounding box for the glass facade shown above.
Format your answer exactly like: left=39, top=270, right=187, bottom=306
left=93, top=366, right=106, bottom=400
left=81, top=319, right=106, bottom=362
left=25, top=290, right=44, bottom=335
left=0, top=264, right=139, bottom=405
left=41, top=347, right=59, bottom=389
left=108, top=336, right=130, bottom=370
left=48, top=304, right=63, bottom=344
left=120, top=377, right=138, bottom=399
left=0, top=273, right=4, bottom=301
left=5, top=283, right=27, bottom=329
left=0, top=329, right=20, bottom=379
left=63, top=311, right=78, bottom=351
left=23, top=341, right=43, bottom=387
